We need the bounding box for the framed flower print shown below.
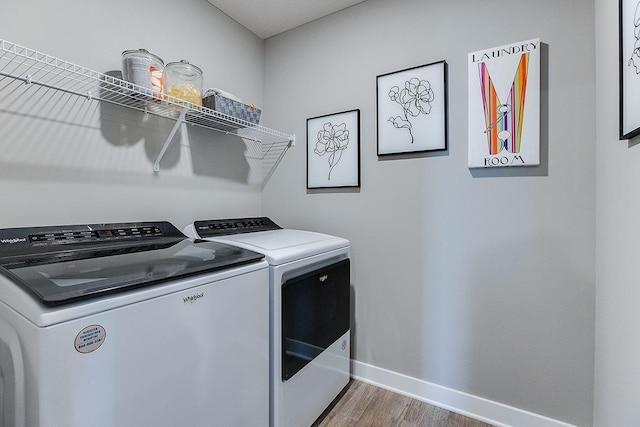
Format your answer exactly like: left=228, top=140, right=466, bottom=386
left=307, top=109, right=360, bottom=189
left=620, top=0, right=640, bottom=139
left=376, top=61, right=448, bottom=155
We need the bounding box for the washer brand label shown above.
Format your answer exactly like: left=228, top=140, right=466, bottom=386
left=183, top=292, right=204, bottom=304
left=319, top=275, right=328, bottom=282
left=75, top=325, right=106, bottom=354
left=0, top=237, right=26, bottom=244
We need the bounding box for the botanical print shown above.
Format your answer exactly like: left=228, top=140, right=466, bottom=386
left=307, top=109, right=360, bottom=189
left=376, top=61, right=447, bottom=155
left=629, top=0, right=640, bottom=73
left=621, top=0, right=640, bottom=139
left=387, top=78, right=435, bottom=144
left=468, top=38, right=540, bottom=168
left=313, top=121, right=350, bottom=180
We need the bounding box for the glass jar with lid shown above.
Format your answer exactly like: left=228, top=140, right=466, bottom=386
left=163, top=60, right=203, bottom=107
left=121, top=49, right=164, bottom=98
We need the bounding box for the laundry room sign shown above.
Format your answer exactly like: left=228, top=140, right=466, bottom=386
left=468, top=38, right=541, bottom=168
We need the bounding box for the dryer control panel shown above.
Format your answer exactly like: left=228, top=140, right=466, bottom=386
left=194, top=217, right=281, bottom=237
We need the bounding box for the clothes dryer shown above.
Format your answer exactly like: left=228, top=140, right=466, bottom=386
left=185, top=217, right=351, bottom=427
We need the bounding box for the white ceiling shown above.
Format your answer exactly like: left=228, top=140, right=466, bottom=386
left=206, top=0, right=367, bottom=39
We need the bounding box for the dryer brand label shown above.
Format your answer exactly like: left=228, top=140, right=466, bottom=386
left=75, top=325, right=106, bottom=354
left=319, top=275, right=328, bottom=282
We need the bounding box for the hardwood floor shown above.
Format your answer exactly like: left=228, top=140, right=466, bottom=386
left=313, top=380, right=495, bottom=427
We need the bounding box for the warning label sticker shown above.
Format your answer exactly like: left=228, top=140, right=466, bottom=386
left=74, top=325, right=106, bottom=353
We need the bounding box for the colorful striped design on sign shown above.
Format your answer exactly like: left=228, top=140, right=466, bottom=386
left=477, top=53, right=530, bottom=155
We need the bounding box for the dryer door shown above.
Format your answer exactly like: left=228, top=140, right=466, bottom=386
left=281, top=258, right=350, bottom=381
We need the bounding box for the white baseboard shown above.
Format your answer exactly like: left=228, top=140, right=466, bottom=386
left=350, top=360, right=576, bottom=427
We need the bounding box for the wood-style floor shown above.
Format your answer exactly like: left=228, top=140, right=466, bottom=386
left=313, top=380, right=495, bottom=427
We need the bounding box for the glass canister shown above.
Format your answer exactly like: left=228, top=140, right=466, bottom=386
left=121, top=49, right=164, bottom=98
left=163, top=60, right=203, bottom=107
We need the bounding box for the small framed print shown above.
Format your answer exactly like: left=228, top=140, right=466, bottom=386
left=307, top=109, right=360, bottom=189
left=376, top=60, right=448, bottom=155
left=620, top=0, right=640, bottom=139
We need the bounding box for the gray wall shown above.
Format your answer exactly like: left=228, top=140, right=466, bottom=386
left=0, top=0, right=265, bottom=229
left=1, top=0, right=602, bottom=425
left=594, top=0, right=640, bottom=425
left=263, top=0, right=595, bottom=425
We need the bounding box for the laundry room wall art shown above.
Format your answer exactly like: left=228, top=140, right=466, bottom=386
left=619, top=0, right=640, bottom=139
left=468, top=38, right=540, bottom=168
left=376, top=61, right=448, bottom=155
left=307, top=109, right=360, bottom=189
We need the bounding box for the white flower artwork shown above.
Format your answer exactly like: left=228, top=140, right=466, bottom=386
left=307, top=109, right=360, bottom=189
left=376, top=61, right=448, bottom=155
left=620, top=0, right=640, bottom=139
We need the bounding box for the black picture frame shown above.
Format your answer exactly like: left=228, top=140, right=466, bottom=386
left=306, top=109, right=360, bottom=189
left=620, top=0, right=640, bottom=139
left=376, top=60, right=448, bottom=155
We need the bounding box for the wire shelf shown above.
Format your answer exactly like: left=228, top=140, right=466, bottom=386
left=0, top=38, right=294, bottom=179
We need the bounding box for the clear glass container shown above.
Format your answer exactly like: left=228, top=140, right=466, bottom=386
left=121, top=49, right=164, bottom=98
left=163, top=60, right=203, bottom=107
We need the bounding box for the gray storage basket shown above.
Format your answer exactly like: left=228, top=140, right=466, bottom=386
left=203, top=94, right=261, bottom=131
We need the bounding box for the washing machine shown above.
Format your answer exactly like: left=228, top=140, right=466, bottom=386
left=185, top=217, right=351, bottom=427
left=0, top=221, right=269, bottom=427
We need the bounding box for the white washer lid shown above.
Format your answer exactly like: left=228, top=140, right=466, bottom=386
left=199, top=229, right=349, bottom=265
